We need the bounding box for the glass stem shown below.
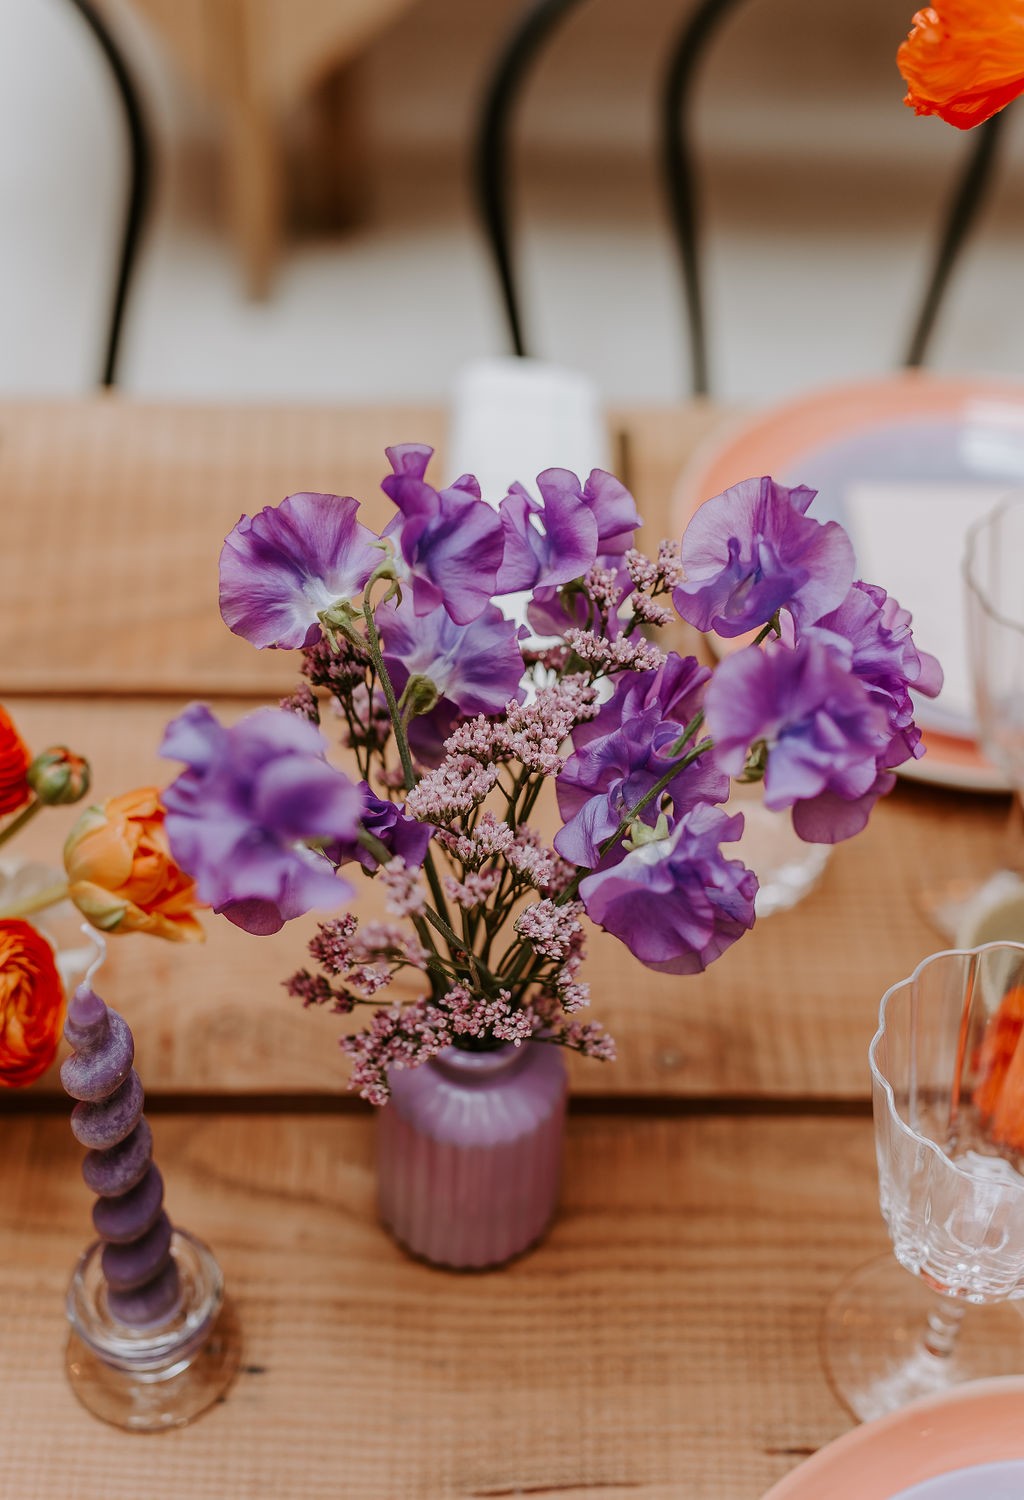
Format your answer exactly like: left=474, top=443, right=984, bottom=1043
left=922, top=1295, right=966, bottom=1359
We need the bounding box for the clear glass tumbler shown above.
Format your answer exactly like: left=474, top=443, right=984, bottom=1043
left=823, top=942, right=1024, bottom=1422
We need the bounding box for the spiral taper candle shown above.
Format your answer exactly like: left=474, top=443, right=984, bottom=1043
left=62, top=985, right=182, bottom=1328
left=62, top=963, right=239, bottom=1431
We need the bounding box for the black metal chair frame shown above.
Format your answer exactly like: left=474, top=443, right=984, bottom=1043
left=63, top=0, right=153, bottom=387
left=473, top=0, right=1008, bottom=396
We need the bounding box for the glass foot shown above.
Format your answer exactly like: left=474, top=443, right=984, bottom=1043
left=65, top=1229, right=240, bottom=1431
left=822, top=1254, right=1024, bottom=1424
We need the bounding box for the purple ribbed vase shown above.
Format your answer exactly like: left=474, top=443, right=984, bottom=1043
left=377, top=1041, right=567, bottom=1269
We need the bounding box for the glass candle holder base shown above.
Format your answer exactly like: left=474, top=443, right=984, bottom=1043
left=822, top=1254, right=1024, bottom=1424
left=65, top=1228, right=240, bottom=1431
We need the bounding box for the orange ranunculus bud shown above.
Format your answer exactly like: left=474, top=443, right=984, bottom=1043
left=27, top=746, right=91, bottom=806
left=898, top=1, right=1024, bottom=129
left=0, top=706, right=32, bottom=817
left=0, top=919, right=65, bottom=1087
left=64, top=788, right=205, bottom=944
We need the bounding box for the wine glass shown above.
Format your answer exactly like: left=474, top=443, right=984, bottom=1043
left=924, top=497, right=1024, bottom=944
left=823, top=942, right=1024, bottom=1422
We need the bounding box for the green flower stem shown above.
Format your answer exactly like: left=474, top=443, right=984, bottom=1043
left=362, top=598, right=417, bottom=792
left=0, top=879, right=71, bottom=921
left=360, top=594, right=464, bottom=977
left=0, top=797, right=43, bottom=850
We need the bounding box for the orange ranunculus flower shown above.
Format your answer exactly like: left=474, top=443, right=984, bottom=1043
left=0, top=706, right=32, bottom=817
left=0, top=919, right=65, bottom=1087
left=973, top=984, right=1024, bottom=1151
left=898, top=1, right=1024, bottom=128
left=64, top=787, right=205, bottom=943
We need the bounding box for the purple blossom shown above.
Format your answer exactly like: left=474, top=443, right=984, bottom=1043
left=496, top=478, right=597, bottom=593
left=673, top=476, right=855, bottom=638
left=380, top=444, right=504, bottom=625
left=579, top=804, right=757, bottom=975
left=527, top=557, right=633, bottom=640
left=328, top=784, right=434, bottom=873
left=376, top=596, right=525, bottom=765
left=495, top=466, right=638, bottom=593
left=704, top=636, right=893, bottom=843
left=160, top=703, right=365, bottom=935
left=573, top=652, right=711, bottom=750
left=554, top=699, right=729, bottom=869
left=220, top=492, right=381, bottom=650
left=809, top=580, right=943, bottom=770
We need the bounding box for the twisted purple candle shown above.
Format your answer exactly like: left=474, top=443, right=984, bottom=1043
left=61, top=985, right=182, bottom=1328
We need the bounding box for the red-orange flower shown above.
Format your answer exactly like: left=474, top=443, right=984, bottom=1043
left=898, top=2, right=1024, bottom=128
left=0, top=919, right=65, bottom=1087
left=0, top=706, right=32, bottom=817
left=64, top=787, right=205, bottom=943
left=973, top=984, right=1024, bottom=1151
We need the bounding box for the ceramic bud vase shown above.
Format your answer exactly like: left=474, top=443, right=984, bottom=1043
left=377, top=1041, right=567, bottom=1269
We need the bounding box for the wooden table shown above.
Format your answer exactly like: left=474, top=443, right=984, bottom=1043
left=0, top=398, right=1010, bottom=1497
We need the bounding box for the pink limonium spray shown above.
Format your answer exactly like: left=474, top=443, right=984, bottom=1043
left=159, top=453, right=943, bottom=1102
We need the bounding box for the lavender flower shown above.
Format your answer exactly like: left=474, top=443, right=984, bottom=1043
left=579, top=804, right=757, bottom=974
left=704, top=636, right=892, bottom=843
left=220, top=492, right=381, bottom=649
left=673, top=476, right=855, bottom=637
left=160, top=703, right=365, bottom=934
left=380, top=444, right=504, bottom=625
left=376, top=596, right=525, bottom=764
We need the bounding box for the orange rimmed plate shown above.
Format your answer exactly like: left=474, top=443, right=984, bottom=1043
left=672, top=372, right=1024, bottom=794
left=761, top=1378, right=1024, bottom=1498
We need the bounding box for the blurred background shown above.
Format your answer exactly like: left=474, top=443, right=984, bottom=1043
left=3, top=0, right=1024, bottom=405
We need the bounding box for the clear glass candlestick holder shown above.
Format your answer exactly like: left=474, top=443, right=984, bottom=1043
left=65, top=1228, right=240, bottom=1431
left=823, top=942, right=1024, bottom=1422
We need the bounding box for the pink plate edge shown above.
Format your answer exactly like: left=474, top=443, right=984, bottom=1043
left=759, top=1377, right=1024, bottom=1499
left=670, top=371, right=1024, bottom=796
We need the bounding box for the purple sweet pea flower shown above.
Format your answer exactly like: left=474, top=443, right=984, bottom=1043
left=526, top=555, right=634, bottom=640
left=376, top=596, right=526, bottom=765
left=219, top=492, right=382, bottom=650
left=673, top=476, right=855, bottom=638
left=809, top=580, right=943, bottom=770
left=554, top=687, right=729, bottom=868
left=496, top=467, right=640, bottom=594
left=495, top=477, right=598, bottom=593
left=328, top=784, right=434, bottom=873
left=579, top=804, right=757, bottom=975
left=704, top=636, right=892, bottom=843
left=380, top=444, right=504, bottom=625
left=160, top=703, right=366, bottom=935
left=572, top=652, right=712, bottom=750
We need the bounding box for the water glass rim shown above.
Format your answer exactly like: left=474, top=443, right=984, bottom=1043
left=962, top=494, right=1024, bottom=634
left=869, top=941, right=1024, bottom=1196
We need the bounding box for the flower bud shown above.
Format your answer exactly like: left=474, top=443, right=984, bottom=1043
left=399, top=673, right=440, bottom=720
left=27, top=746, right=91, bottom=805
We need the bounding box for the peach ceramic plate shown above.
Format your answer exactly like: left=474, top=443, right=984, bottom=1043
left=760, top=1378, right=1024, bottom=1499
left=672, top=372, right=1024, bottom=794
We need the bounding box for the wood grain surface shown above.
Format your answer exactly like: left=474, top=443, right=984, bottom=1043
left=0, top=399, right=1008, bottom=1102
left=2, top=399, right=1014, bottom=1500
left=0, top=1111, right=888, bottom=1500
left=4, top=695, right=1006, bottom=1103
